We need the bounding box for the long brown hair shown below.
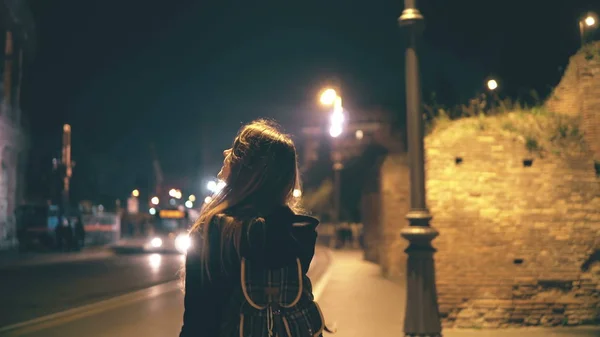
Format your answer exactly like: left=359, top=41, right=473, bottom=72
left=191, top=119, right=302, bottom=281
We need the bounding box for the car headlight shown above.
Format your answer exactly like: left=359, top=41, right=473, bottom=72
left=150, top=237, right=163, bottom=248
left=175, top=234, right=191, bottom=253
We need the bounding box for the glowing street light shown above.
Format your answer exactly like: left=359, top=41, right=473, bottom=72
left=204, top=196, right=212, bottom=204
left=149, top=207, right=156, bottom=215
left=584, top=14, right=596, bottom=27
left=329, top=124, right=343, bottom=138
left=330, top=110, right=344, bottom=125
left=486, top=78, right=499, bottom=114
left=169, top=189, right=177, bottom=197
left=151, top=196, right=159, bottom=205
left=132, top=189, right=140, bottom=197
left=206, top=181, right=217, bottom=192
left=185, top=200, right=193, bottom=208
left=319, top=88, right=337, bottom=106
left=292, top=189, right=302, bottom=198
left=188, top=195, right=196, bottom=202
left=207, top=180, right=226, bottom=194
left=319, top=87, right=345, bottom=138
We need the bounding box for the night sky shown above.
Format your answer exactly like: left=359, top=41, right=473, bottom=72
left=19, top=0, right=599, bottom=204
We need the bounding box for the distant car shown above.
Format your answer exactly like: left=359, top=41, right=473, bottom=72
left=145, top=231, right=192, bottom=254
left=145, top=208, right=192, bottom=254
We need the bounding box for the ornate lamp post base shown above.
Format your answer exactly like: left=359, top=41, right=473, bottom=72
left=401, top=211, right=442, bottom=336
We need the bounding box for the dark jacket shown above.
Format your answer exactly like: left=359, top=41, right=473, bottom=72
left=179, top=206, right=319, bottom=337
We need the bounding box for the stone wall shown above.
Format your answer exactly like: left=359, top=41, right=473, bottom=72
left=546, top=42, right=600, bottom=159
left=378, top=153, right=409, bottom=282
left=379, top=118, right=600, bottom=328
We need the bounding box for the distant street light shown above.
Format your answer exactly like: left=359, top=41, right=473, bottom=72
left=579, top=12, right=598, bottom=46
left=132, top=189, right=140, bottom=197
left=169, top=189, right=177, bottom=198
left=585, top=15, right=596, bottom=27
left=329, top=124, right=343, bottom=138
left=319, top=88, right=337, bottom=105
left=206, top=180, right=217, bottom=192
left=487, top=78, right=499, bottom=114
left=320, top=88, right=345, bottom=138
left=204, top=196, right=212, bottom=204
left=151, top=196, right=159, bottom=205
left=185, top=200, right=193, bottom=209
left=206, top=179, right=226, bottom=194
left=188, top=195, right=196, bottom=202
left=399, top=0, right=442, bottom=336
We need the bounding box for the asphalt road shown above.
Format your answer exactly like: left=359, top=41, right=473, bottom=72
left=0, top=252, right=185, bottom=328
left=10, top=286, right=187, bottom=337
left=0, top=247, right=330, bottom=337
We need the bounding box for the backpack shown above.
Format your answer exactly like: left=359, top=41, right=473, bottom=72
left=219, top=255, right=333, bottom=337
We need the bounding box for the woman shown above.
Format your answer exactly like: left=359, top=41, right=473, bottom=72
left=180, top=119, right=328, bottom=337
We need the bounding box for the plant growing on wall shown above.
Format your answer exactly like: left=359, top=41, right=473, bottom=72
left=580, top=43, right=600, bottom=61
left=423, top=90, right=589, bottom=160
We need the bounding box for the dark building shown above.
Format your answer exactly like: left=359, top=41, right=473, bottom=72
left=0, top=0, right=34, bottom=249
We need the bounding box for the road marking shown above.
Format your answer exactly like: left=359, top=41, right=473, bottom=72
left=313, top=248, right=333, bottom=301
left=0, top=280, right=181, bottom=336
left=0, top=248, right=115, bottom=269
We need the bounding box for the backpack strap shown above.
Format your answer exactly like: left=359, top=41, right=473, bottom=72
left=239, top=257, right=304, bottom=337
left=290, top=215, right=319, bottom=229
left=239, top=257, right=304, bottom=310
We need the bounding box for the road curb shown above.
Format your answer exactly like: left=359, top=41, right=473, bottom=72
left=0, top=280, right=181, bottom=336
left=313, top=246, right=334, bottom=301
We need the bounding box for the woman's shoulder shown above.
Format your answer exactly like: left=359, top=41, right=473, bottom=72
left=188, top=214, right=229, bottom=237
left=263, top=206, right=320, bottom=230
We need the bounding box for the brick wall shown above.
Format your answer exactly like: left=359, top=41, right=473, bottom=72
left=546, top=42, right=600, bottom=159
left=378, top=153, right=411, bottom=283
left=379, top=121, right=600, bottom=328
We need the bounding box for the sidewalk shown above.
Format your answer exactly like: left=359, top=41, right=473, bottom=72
left=316, top=249, right=600, bottom=337
left=0, top=246, right=114, bottom=269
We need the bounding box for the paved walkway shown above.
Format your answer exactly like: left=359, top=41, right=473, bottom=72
left=316, top=249, right=600, bottom=337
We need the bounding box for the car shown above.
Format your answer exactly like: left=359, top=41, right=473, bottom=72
left=144, top=231, right=192, bottom=254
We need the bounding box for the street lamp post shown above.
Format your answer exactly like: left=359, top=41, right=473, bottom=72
left=579, top=12, right=598, bottom=46
left=331, top=154, right=343, bottom=227
left=487, top=78, right=498, bottom=114
left=398, top=1, right=442, bottom=336
left=319, top=88, right=345, bottom=235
